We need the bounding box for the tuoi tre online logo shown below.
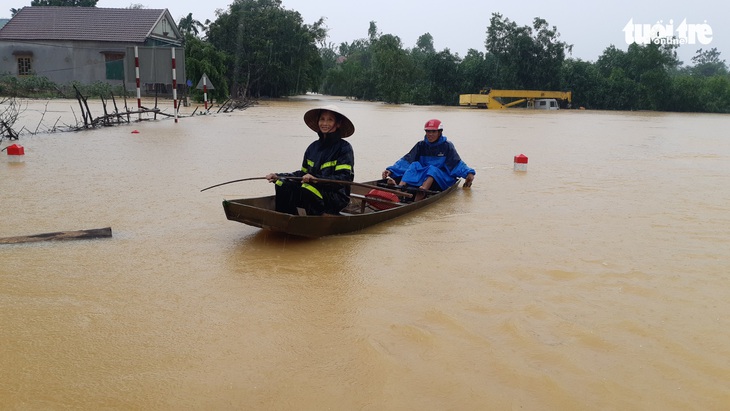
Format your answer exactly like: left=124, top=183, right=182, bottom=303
left=623, top=18, right=713, bottom=46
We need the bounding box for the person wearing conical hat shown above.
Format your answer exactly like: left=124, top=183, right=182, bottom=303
left=265, top=105, right=355, bottom=215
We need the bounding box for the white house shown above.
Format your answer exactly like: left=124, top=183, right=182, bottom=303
left=0, top=6, right=186, bottom=95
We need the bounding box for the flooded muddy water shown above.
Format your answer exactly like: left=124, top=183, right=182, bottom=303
left=1, top=96, right=729, bottom=410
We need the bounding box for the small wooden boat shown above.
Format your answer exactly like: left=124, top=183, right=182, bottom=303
left=222, top=179, right=461, bottom=238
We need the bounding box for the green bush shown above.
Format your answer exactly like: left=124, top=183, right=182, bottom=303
left=0, top=74, right=59, bottom=97
left=0, top=75, right=131, bottom=99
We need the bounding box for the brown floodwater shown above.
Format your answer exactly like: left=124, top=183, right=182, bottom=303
left=1, top=96, right=729, bottom=410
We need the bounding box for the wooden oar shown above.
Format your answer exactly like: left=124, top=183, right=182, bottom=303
left=200, top=177, right=267, bottom=192
left=201, top=176, right=413, bottom=198
left=0, top=227, right=112, bottom=245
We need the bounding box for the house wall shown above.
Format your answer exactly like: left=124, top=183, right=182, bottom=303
left=125, top=46, right=187, bottom=95
left=0, top=41, right=186, bottom=95
left=1, top=40, right=121, bottom=84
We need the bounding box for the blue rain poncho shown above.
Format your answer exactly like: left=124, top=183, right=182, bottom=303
left=386, top=135, right=475, bottom=190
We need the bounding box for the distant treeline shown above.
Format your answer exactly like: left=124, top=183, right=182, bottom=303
left=317, top=17, right=729, bottom=113
left=187, top=1, right=729, bottom=113
left=6, top=0, right=729, bottom=113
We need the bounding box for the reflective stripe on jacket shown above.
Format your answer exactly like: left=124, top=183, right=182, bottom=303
left=277, top=131, right=355, bottom=202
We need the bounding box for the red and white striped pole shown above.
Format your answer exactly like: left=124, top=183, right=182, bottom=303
left=172, top=47, right=178, bottom=123
left=203, top=75, right=208, bottom=111
left=134, top=46, right=141, bottom=121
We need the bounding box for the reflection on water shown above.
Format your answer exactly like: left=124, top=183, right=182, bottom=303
left=1, top=96, right=729, bottom=409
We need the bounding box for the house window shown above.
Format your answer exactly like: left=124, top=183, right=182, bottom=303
left=103, top=52, right=125, bottom=80
left=17, top=56, right=32, bottom=76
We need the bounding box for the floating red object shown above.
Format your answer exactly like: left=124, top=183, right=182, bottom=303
left=365, top=189, right=401, bottom=210
left=514, top=154, right=528, bottom=171
left=131, top=130, right=140, bottom=134
left=7, top=144, right=24, bottom=155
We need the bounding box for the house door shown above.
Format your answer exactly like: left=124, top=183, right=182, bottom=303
left=103, top=52, right=125, bottom=81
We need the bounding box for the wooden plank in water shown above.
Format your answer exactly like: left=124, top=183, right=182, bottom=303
left=0, top=227, right=112, bottom=244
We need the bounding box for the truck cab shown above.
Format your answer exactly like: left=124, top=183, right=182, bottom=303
left=534, top=98, right=559, bottom=110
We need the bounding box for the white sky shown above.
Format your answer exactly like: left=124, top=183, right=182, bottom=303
left=7, top=0, right=726, bottom=65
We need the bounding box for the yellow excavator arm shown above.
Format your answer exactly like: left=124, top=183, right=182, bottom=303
left=459, top=89, right=572, bottom=109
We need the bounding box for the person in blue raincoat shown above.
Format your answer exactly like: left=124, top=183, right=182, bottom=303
left=382, top=119, right=475, bottom=196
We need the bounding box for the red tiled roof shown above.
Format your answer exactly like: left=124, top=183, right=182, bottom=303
left=0, top=6, right=170, bottom=43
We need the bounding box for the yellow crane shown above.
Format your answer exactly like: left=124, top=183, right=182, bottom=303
left=459, top=89, right=572, bottom=109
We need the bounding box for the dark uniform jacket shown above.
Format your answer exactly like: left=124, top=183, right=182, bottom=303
left=277, top=130, right=354, bottom=214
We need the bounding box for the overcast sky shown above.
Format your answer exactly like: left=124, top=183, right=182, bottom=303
left=8, top=0, right=726, bottom=65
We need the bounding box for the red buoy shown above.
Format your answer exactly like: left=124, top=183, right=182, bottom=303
left=7, top=144, right=25, bottom=162
left=514, top=154, right=528, bottom=171
left=7, top=144, right=24, bottom=155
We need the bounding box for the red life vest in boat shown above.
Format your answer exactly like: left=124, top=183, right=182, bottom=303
left=365, top=189, right=400, bottom=210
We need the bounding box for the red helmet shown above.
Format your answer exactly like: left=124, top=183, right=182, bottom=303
left=424, top=119, right=443, bottom=131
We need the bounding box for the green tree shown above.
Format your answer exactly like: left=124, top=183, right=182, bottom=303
left=322, top=23, right=378, bottom=100
left=407, top=35, right=433, bottom=104
left=178, top=13, right=205, bottom=37
left=603, top=68, right=639, bottom=111
left=669, top=75, right=705, bottom=112
left=690, top=48, right=728, bottom=77
left=207, top=0, right=325, bottom=98
left=371, top=34, right=412, bottom=103
left=325, top=55, right=369, bottom=98
left=595, top=42, right=678, bottom=110
left=595, top=45, right=627, bottom=78
left=421, top=49, right=461, bottom=105
left=408, top=33, right=462, bottom=105
left=183, top=34, right=229, bottom=101
left=415, top=33, right=436, bottom=54
left=367, top=21, right=380, bottom=43
left=560, top=58, right=603, bottom=109
left=485, top=13, right=572, bottom=90
left=701, top=75, right=730, bottom=113
left=457, top=49, right=492, bottom=94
